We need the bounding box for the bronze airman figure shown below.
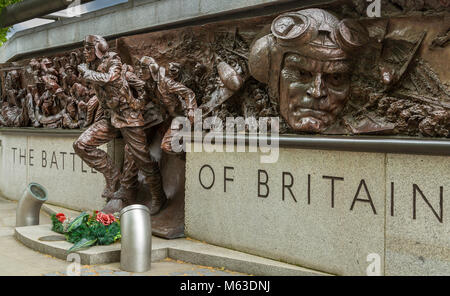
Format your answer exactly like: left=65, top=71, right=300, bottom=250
left=73, top=35, right=166, bottom=214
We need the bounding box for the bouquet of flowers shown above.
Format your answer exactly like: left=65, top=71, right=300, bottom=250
left=51, top=211, right=121, bottom=253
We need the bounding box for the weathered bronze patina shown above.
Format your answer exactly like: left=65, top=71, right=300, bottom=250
left=249, top=8, right=369, bottom=132
left=1, top=0, right=448, bottom=237
left=72, top=35, right=166, bottom=215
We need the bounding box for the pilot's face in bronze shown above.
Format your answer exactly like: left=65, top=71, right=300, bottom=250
left=279, top=53, right=351, bottom=132
left=83, top=44, right=96, bottom=63
left=137, top=63, right=151, bottom=80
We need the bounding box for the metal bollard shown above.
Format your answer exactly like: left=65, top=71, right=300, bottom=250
left=16, top=182, right=48, bottom=227
left=119, top=204, right=152, bottom=272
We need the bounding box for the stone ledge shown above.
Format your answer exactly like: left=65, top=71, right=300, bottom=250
left=190, top=133, right=450, bottom=156
left=2, top=128, right=447, bottom=156
left=0, top=127, right=83, bottom=137
left=1, top=0, right=322, bottom=62
left=41, top=203, right=82, bottom=219
left=14, top=224, right=327, bottom=275
left=15, top=225, right=124, bottom=265
left=167, top=246, right=327, bottom=276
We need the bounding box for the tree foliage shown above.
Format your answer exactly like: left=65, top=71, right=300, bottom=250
left=0, top=0, right=23, bottom=46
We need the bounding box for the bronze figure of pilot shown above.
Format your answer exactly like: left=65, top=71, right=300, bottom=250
left=73, top=35, right=166, bottom=215
left=139, top=56, right=197, bottom=154
left=249, top=8, right=368, bottom=133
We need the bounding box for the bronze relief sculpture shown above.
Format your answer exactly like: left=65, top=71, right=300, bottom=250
left=73, top=35, right=166, bottom=215
left=138, top=56, right=198, bottom=154
left=2, top=5, right=448, bottom=136
left=0, top=2, right=448, bottom=236
left=249, top=9, right=368, bottom=133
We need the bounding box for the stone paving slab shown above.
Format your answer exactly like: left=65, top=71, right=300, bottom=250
left=166, top=238, right=328, bottom=276
left=42, top=258, right=246, bottom=276
left=0, top=198, right=245, bottom=276
left=42, top=203, right=83, bottom=219
left=0, top=199, right=70, bottom=276
left=15, top=224, right=130, bottom=265
left=4, top=196, right=327, bottom=276
left=15, top=224, right=328, bottom=276
left=0, top=199, right=246, bottom=276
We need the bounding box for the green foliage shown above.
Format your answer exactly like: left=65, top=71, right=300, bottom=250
left=50, top=214, right=64, bottom=234
left=67, top=238, right=97, bottom=253
left=0, top=0, right=23, bottom=47
left=98, top=221, right=121, bottom=245
left=51, top=211, right=121, bottom=253
left=0, top=28, right=9, bottom=46
left=66, top=223, right=92, bottom=243
left=0, top=0, right=21, bottom=7
left=89, top=220, right=107, bottom=237
left=66, top=212, right=89, bottom=232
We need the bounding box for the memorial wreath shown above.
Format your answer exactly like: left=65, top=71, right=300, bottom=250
left=51, top=211, right=121, bottom=253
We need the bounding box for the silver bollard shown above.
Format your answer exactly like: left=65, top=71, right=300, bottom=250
left=119, top=204, right=152, bottom=272
left=16, top=182, right=48, bottom=227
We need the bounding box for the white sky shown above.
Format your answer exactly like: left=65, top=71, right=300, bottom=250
left=7, top=0, right=128, bottom=38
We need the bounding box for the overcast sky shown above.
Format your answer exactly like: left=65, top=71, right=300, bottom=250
left=7, top=0, right=128, bottom=38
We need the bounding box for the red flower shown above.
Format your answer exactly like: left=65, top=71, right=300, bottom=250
left=55, top=213, right=66, bottom=223
left=109, top=214, right=116, bottom=223
left=96, top=212, right=116, bottom=226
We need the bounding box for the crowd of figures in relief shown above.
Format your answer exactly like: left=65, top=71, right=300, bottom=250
left=0, top=0, right=449, bottom=138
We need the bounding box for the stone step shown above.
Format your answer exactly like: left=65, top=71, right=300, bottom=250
left=15, top=224, right=329, bottom=276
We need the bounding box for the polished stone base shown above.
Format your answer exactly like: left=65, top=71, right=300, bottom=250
left=185, top=144, right=450, bottom=275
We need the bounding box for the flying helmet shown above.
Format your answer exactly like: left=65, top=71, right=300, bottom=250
left=249, top=8, right=368, bottom=100
left=84, top=35, right=109, bottom=59
left=168, top=62, right=182, bottom=79
left=139, top=56, right=160, bottom=81
left=41, top=58, right=53, bottom=66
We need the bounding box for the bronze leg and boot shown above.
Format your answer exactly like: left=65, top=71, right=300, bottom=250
left=73, top=119, right=121, bottom=210
left=118, top=126, right=167, bottom=215
left=143, top=162, right=166, bottom=216
left=161, top=117, right=186, bottom=154
left=110, top=144, right=139, bottom=207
